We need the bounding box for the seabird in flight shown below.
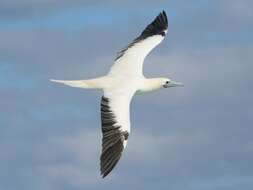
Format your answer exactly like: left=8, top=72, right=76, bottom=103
left=51, top=11, right=183, bottom=178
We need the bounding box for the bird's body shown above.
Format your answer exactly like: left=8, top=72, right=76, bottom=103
left=51, top=11, right=183, bottom=178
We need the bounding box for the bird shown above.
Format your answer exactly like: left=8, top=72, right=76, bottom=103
left=50, top=10, right=183, bottom=178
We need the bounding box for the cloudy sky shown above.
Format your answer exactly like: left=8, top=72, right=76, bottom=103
left=1, top=0, right=253, bottom=190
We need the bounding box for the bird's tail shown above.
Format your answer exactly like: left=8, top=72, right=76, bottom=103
left=50, top=78, right=106, bottom=89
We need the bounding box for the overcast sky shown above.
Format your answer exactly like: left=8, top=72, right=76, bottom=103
left=1, top=0, right=253, bottom=190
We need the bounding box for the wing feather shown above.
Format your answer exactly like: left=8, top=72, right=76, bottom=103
left=109, top=11, right=168, bottom=76
left=100, top=93, right=133, bottom=178
left=100, top=11, right=168, bottom=177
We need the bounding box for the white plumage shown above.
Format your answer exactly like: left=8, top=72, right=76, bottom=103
left=109, top=34, right=165, bottom=76
left=51, top=11, right=183, bottom=178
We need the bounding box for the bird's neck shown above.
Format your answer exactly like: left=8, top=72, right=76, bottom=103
left=137, top=78, right=163, bottom=94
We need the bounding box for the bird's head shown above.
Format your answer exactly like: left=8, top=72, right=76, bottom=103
left=161, top=78, right=184, bottom=88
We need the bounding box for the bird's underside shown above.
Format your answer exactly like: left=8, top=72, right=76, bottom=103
left=51, top=11, right=168, bottom=178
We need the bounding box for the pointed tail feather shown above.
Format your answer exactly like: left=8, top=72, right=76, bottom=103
left=50, top=77, right=107, bottom=89
left=50, top=79, right=91, bottom=88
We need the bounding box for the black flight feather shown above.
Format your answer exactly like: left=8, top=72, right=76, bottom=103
left=100, top=96, right=129, bottom=178
left=115, top=11, right=168, bottom=61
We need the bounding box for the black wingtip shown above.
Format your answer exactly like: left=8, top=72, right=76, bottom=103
left=162, top=10, right=166, bottom=16
left=162, top=10, right=168, bottom=24
left=101, top=171, right=110, bottom=178
left=157, top=10, right=168, bottom=29
left=138, top=10, right=168, bottom=39
left=114, top=10, right=168, bottom=61
left=101, top=172, right=107, bottom=178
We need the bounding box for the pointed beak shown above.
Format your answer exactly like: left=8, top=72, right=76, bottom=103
left=164, top=80, right=184, bottom=88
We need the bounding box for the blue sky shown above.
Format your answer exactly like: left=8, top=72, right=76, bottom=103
left=0, top=1, right=253, bottom=190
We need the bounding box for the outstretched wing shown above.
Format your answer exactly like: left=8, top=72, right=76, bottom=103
left=100, top=89, right=134, bottom=178
left=109, top=11, right=168, bottom=76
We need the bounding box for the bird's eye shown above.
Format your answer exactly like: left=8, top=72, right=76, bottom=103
left=166, top=81, right=169, bottom=84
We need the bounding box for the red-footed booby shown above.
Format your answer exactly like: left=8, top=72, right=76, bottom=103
left=51, top=11, right=183, bottom=178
